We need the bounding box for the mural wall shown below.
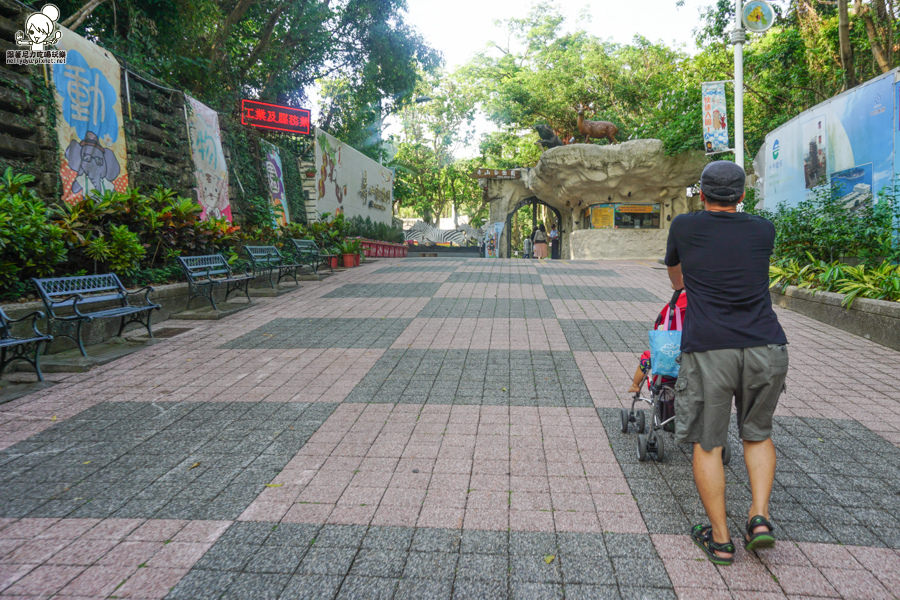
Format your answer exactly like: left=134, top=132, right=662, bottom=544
left=762, top=69, right=899, bottom=210
left=313, top=127, right=393, bottom=224
left=52, top=26, right=128, bottom=203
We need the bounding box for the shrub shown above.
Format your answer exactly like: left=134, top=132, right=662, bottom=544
left=760, top=185, right=899, bottom=265
left=769, top=254, right=900, bottom=307
left=0, top=168, right=66, bottom=299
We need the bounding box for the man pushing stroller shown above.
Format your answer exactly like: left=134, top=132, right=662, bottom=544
left=664, top=161, right=788, bottom=565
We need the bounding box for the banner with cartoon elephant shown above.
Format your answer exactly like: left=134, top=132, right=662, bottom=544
left=185, top=95, right=231, bottom=222
left=259, top=139, right=289, bottom=226
left=52, top=26, right=128, bottom=203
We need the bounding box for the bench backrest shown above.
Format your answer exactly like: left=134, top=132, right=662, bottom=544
left=32, top=274, right=127, bottom=316
left=290, top=239, right=321, bottom=255
left=176, top=254, right=234, bottom=282
left=244, top=245, right=282, bottom=268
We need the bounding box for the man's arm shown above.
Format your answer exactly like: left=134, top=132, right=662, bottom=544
left=667, top=264, right=684, bottom=291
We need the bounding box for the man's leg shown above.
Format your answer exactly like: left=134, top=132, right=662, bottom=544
left=693, top=443, right=733, bottom=558
left=743, top=437, right=776, bottom=533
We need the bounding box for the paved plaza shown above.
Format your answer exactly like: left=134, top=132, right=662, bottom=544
left=0, top=257, right=897, bottom=599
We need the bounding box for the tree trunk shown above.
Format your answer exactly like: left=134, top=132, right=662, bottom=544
left=838, top=0, right=856, bottom=89
left=854, top=0, right=892, bottom=73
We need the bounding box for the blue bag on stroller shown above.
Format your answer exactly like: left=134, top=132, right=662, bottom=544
left=648, top=294, right=682, bottom=378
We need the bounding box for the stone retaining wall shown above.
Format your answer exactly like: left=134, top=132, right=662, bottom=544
left=771, top=286, right=900, bottom=351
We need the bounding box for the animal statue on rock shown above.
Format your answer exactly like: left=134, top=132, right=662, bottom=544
left=534, top=124, right=564, bottom=149
left=576, top=104, right=618, bottom=144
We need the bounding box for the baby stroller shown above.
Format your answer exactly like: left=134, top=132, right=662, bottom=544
left=620, top=290, right=731, bottom=464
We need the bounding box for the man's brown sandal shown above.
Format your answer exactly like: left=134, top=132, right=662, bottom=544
left=691, top=524, right=735, bottom=565
left=744, top=515, right=775, bottom=551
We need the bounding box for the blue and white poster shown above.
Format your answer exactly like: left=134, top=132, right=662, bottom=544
left=763, top=69, right=898, bottom=209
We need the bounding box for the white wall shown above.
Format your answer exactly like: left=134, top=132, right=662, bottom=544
left=312, top=128, right=394, bottom=224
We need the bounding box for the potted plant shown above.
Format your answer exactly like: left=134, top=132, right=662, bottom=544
left=337, top=240, right=356, bottom=268
left=346, top=238, right=362, bottom=266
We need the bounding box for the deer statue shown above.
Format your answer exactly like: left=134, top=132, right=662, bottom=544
left=576, top=104, right=618, bottom=144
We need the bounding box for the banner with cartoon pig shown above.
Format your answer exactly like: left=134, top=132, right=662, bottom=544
left=259, top=139, right=289, bottom=226
left=52, top=26, right=128, bottom=203
left=313, top=127, right=393, bottom=224
left=185, top=95, right=231, bottom=221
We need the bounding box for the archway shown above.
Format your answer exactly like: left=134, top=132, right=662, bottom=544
left=505, top=196, right=562, bottom=259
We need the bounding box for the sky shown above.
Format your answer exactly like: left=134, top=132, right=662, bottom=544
left=396, top=0, right=717, bottom=157
left=403, top=0, right=715, bottom=70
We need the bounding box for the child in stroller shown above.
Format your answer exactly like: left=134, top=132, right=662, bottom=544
left=621, top=290, right=732, bottom=464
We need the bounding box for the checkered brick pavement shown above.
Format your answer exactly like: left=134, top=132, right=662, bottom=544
left=0, top=257, right=897, bottom=599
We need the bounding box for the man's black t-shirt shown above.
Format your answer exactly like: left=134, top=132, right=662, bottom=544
left=664, top=211, right=787, bottom=353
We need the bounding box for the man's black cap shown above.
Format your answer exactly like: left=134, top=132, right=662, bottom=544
left=700, top=161, right=745, bottom=203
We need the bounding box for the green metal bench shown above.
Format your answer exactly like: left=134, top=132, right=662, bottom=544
left=176, top=254, right=253, bottom=311
left=289, top=238, right=335, bottom=274
left=0, top=306, right=53, bottom=381
left=244, top=245, right=302, bottom=289
left=31, top=274, right=160, bottom=357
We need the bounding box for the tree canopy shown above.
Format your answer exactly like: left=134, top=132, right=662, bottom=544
left=47, top=0, right=440, bottom=116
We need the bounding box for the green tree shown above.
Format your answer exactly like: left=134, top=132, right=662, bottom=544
left=49, top=0, right=439, bottom=112
left=389, top=71, right=483, bottom=226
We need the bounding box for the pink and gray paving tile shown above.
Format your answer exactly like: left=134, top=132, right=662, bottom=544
left=0, top=258, right=897, bottom=599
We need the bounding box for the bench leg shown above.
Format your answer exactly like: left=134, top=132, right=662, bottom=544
left=75, top=319, right=87, bottom=357
left=33, top=340, right=45, bottom=381
left=0, top=341, right=47, bottom=382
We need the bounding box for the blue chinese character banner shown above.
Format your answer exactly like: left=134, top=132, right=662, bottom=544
left=51, top=26, right=128, bottom=203
left=185, top=95, right=231, bottom=222
left=701, top=82, right=730, bottom=154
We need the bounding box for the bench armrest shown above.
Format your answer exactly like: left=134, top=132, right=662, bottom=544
left=125, top=285, right=154, bottom=306
left=6, top=310, right=48, bottom=337
left=50, top=293, right=90, bottom=318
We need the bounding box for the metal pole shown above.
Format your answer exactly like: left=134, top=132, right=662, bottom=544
left=732, top=0, right=745, bottom=169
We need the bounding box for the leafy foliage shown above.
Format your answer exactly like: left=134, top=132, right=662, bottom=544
left=0, top=169, right=67, bottom=300
left=759, top=187, right=899, bottom=264
left=344, top=216, right=405, bottom=243
left=770, top=255, right=900, bottom=307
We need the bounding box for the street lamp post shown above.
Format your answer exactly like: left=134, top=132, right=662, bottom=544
left=732, top=0, right=745, bottom=169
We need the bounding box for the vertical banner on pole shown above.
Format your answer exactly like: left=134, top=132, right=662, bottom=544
left=702, top=82, right=730, bottom=154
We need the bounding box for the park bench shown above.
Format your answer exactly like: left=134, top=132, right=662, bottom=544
left=244, top=245, right=302, bottom=289
left=31, top=274, right=160, bottom=357
left=176, top=254, right=253, bottom=311
left=0, top=307, right=53, bottom=381
left=290, top=238, right=335, bottom=274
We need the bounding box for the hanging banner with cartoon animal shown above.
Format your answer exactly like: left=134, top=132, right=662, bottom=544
left=259, top=139, right=289, bottom=225
left=185, top=95, right=231, bottom=222
left=52, top=25, right=128, bottom=203
left=701, top=82, right=730, bottom=155
left=312, top=127, right=393, bottom=224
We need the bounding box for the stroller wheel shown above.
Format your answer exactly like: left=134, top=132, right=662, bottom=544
left=637, top=433, right=649, bottom=462
left=620, top=408, right=630, bottom=433
left=722, top=443, right=731, bottom=465
left=653, top=432, right=665, bottom=462
left=635, top=410, right=646, bottom=434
